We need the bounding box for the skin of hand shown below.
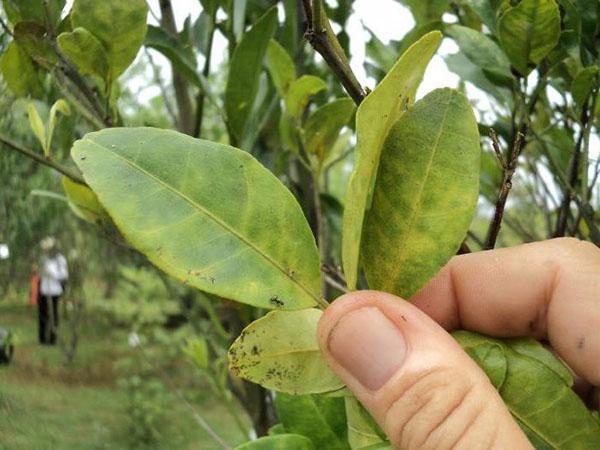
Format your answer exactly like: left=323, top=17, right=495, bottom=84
left=318, top=238, right=600, bottom=449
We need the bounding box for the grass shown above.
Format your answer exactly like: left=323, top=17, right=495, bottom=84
left=0, top=289, right=250, bottom=450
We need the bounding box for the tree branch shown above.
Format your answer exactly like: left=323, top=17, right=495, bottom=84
left=484, top=128, right=526, bottom=250
left=0, top=132, right=86, bottom=184
left=301, top=0, right=366, bottom=105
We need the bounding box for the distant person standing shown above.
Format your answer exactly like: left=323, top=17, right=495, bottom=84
left=38, top=237, right=68, bottom=345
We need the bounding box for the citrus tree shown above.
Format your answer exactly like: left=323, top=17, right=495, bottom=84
left=1, top=0, right=599, bottom=448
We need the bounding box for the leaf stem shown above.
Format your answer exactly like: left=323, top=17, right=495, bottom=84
left=0, top=132, right=86, bottom=184
left=301, top=0, right=366, bottom=105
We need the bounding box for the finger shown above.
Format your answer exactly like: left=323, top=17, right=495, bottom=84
left=319, top=291, right=532, bottom=450
left=411, top=238, right=600, bottom=385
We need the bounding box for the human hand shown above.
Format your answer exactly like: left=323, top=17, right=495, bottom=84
left=318, top=238, right=600, bottom=449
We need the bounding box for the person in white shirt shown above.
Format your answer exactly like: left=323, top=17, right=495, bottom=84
left=38, top=237, right=68, bottom=345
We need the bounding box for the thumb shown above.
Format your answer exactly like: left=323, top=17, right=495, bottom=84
left=318, top=291, right=532, bottom=450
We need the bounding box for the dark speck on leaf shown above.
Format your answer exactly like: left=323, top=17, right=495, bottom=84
left=80, top=156, right=86, bottom=160
left=251, top=345, right=259, bottom=355
left=270, top=296, right=284, bottom=307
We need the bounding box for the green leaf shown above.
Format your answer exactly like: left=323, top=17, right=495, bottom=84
left=445, top=24, right=513, bottom=84
left=0, top=41, right=43, bottom=98
left=228, top=309, right=343, bottom=394
left=13, top=21, right=58, bottom=68
left=276, top=393, right=349, bottom=450
left=345, top=396, right=385, bottom=449
left=462, top=0, right=504, bottom=32
left=304, top=98, right=355, bottom=165
left=57, top=27, right=110, bottom=81
left=571, top=66, right=599, bottom=107
left=3, top=0, right=65, bottom=25
left=284, top=75, right=328, bottom=121
left=62, top=177, right=109, bottom=224
left=72, top=127, right=321, bottom=310
left=362, top=88, right=480, bottom=298
left=342, top=31, right=442, bottom=290
left=183, top=336, right=209, bottom=370
left=266, top=39, right=296, bottom=97
left=47, top=99, right=71, bottom=156
left=364, top=26, right=397, bottom=72
left=70, top=0, right=148, bottom=79
left=279, top=112, right=301, bottom=154
left=225, top=7, right=278, bottom=144
left=497, top=0, right=561, bottom=75
left=445, top=52, right=510, bottom=104
left=397, top=0, right=449, bottom=24
left=26, top=102, right=46, bottom=153
left=235, top=434, right=315, bottom=450
left=268, top=424, right=287, bottom=436
left=454, top=331, right=600, bottom=448
left=145, top=24, right=202, bottom=88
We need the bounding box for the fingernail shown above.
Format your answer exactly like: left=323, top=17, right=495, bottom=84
left=328, top=307, right=407, bottom=390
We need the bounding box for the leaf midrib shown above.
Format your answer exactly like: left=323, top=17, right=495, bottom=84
left=84, top=138, right=320, bottom=303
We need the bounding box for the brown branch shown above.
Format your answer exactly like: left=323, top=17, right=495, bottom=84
left=0, top=132, right=86, bottom=185
left=301, top=0, right=366, bottom=105
left=484, top=128, right=526, bottom=250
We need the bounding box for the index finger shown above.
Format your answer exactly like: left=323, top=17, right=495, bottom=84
left=410, top=238, right=600, bottom=385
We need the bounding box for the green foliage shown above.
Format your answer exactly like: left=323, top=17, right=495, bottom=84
left=455, top=331, right=600, bottom=447
left=2, top=0, right=599, bottom=447
left=497, top=0, right=561, bottom=75
left=73, top=127, right=321, bottom=310
left=26, top=99, right=71, bottom=157
left=304, top=98, right=355, bottom=166
left=362, top=88, right=480, bottom=298
left=342, top=31, right=442, bottom=290
left=275, top=393, right=349, bottom=449
left=57, top=28, right=109, bottom=81
left=69, top=0, right=148, bottom=80
left=61, top=176, right=109, bottom=225
left=145, top=24, right=203, bottom=88
left=266, top=39, right=296, bottom=97
left=344, top=396, right=387, bottom=449
left=228, top=309, right=343, bottom=394
left=445, top=24, right=513, bottom=85
left=0, top=41, right=43, bottom=97
left=284, top=75, right=328, bottom=121
left=225, top=7, right=278, bottom=145
left=235, top=434, right=315, bottom=449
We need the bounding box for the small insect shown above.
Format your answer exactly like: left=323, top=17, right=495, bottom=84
left=269, top=296, right=284, bottom=307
